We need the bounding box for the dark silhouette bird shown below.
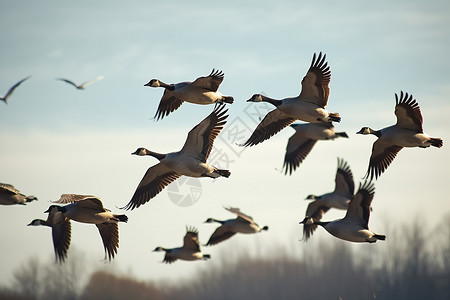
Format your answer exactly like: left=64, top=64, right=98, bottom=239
left=57, top=76, right=104, bottom=89
left=1, top=76, right=31, bottom=104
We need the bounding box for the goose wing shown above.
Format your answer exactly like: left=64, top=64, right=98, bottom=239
left=394, top=91, right=423, bottom=133
left=0, top=183, right=20, bottom=195
left=299, top=52, right=331, bottom=107
left=123, top=163, right=181, bottom=210
left=54, top=194, right=106, bottom=211
left=334, top=158, right=355, bottom=197
left=225, top=207, right=254, bottom=224
left=183, top=227, right=201, bottom=252
left=241, top=109, right=296, bottom=147
left=303, top=201, right=331, bottom=241
left=95, top=222, right=119, bottom=261
left=57, top=78, right=80, bottom=88
left=190, top=69, right=224, bottom=92
left=51, top=217, right=72, bottom=263
left=343, top=181, right=375, bottom=229
left=283, top=127, right=317, bottom=175
left=206, top=225, right=237, bottom=246
left=365, top=140, right=403, bottom=180
left=78, top=76, right=104, bottom=88
left=163, top=253, right=177, bottom=264
left=154, top=91, right=185, bottom=121
left=180, top=104, right=228, bottom=161
left=1, top=76, right=30, bottom=102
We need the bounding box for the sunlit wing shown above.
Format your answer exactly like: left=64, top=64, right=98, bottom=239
left=299, top=52, right=331, bottom=107
left=190, top=69, right=224, bottom=91
left=123, top=163, right=181, bottom=210
left=180, top=104, right=228, bottom=161
left=183, top=227, right=201, bottom=252
left=0, top=183, right=20, bottom=195
left=78, top=76, right=104, bottom=88
left=394, top=91, right=423, bottom=133
left=343, top=181, right=375, bottom=229
left=334, top=158, right=355, bottom=197
left=241, top=109, right=295, bottom=147
left=225, top=207, right=254, bottom=223
left=96, top=222, right=119, bottom=261
left=54, top=194, right=105, bottom=211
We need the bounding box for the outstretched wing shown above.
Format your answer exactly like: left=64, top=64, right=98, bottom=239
left=394, top=91, right=423, bottom=133
left=183, top=227, right=201, bottom=252
left=365, top=140, right=403, bottom=180
left=0, top=183, right=20, bottom=195
left=54, top=194, right=105, bottom=211
left=123, top=163, right=181, bottom=210
left=181, top=104, right=228, bottom=161
left=299, top=52, right=331, bottom=107
left=190, top=69, right=224, bottom=92
left=96, top=222, right=119, bottom=261
left=57, top=78, right=80, bottom=88
left=344, top=181, right=375, bottom=229
left=334, top=158, right=355, bottom=197
left=206, top=226, right=237, bottom=246
left=78, top=76, right=104, bottom=88
left=2, top=76, right=31, bottom=102
left=225, top=207, right=254, bottom=223
left=154, top=91, right=185, bottom=121
left=283, top=127, right=317, bottom=175
left=303, top=201, right=331, bottom=241
left=52, top=217, right=72, bottom=264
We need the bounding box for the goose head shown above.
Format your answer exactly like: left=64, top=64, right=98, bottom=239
left=144, top=79, right=160, bottom=88
left=299, top=217, right=315, bottom=225
left=27, top=219, right=46, bottom=226
left=356, top=127, right=373, bottom=135
left=305, top=194, right=316, bottom=200
left=25, top=196, right=38, bottom=203
left=246, top=94, right=263, bottom=102
left=204, top=218, right=218, bottom=224
left=152, top=246, right=166, bottom=252
left=132, top=147, right=150, bottom=156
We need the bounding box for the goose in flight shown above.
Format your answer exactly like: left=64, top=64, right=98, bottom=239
left=153, top=227, right=210, bottom=264
left=204, top=207, right=268, bottom=246
left=145, top=69, right=234, bottom=120
left=46, top=194, right=128, bottom=261
left=301, top=158, right=355, bottom=241
left=300, top=181, right=385, bottom=243
left=28, top=207, right=71, bottom=263
left=1, top=76, right=31, bottom=104
left=283, top=123, right=348, bottom=175
left=357, top=91, right=443, bottom=180
left=0, top=183, right=37, bottom=205
left=122, top=104, right=230, bottom=210
left=57, top=76, right=104, bottom=89
left=241, top=52, right=340, bottom=147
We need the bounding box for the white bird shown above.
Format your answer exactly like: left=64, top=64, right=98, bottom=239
left=283, top=123, right=348, bottom=175
left=204, top=207, right=269, bottom=246
left=145, top=69, right=234, bottom=120
left=47, top=194, right=128, bottom=261
left=28, top=207, right=71, bottom=263
left=300, top=181, right=385, bottom=243
left=301, top=158, right=355, bottom=241
left=123, top=104, right=230, bottom=210
left=241, top=52, right=340, bottom=147
left=1, top=76, right=31, bottom=104
left=153, top=227, right=210, bottom=264
left=0, top=183, right=37, bottom=205
left=57, top=76, right=104, bottom=89
left=357, top=91, right=443, bottom=180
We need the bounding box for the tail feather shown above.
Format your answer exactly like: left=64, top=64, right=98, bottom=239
left=337, top=132, right=348, bottom=138
left=115, top=214, right=128, bottom=223
left=220, top=96, right=234, bottom=104
left=430, top=138, right=443, bottom=148
left=216, top=169, right=231, bottom=178
left=328, top=113, right=341, bottom=123
left=374, top=234, right=386, bottom=241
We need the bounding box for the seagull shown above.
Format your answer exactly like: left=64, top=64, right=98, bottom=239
left=153, top=226, right=210, bottom=264
left=241, top=52, right=340, bottom=147
left=300, top=181, right=386, bottom=243
left=122, top=104, right=230, bottom=210
left=204, top=207, right=268, bottom=246
left=145, top=69, right=234, bottom=120
left=357, top=91, right=443, bottom=180
left=57, top=76, right=104, bottom=89
left=1, top=76, right=31, bottom=104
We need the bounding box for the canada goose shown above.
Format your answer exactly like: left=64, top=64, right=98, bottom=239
left=145, top=69, right=234, bottom=120
left=241, top=52, right=340, bottom=147
left=153, top=226, right=210, bottom=264
left=122, top=104, right=230, bottom=210
left=283, top=123, right=348, bottom=175
left=204, top=207, right=269, bottom=246
left=1, top=76, right=31, bottom=104
left=0, top=183, right=37, bottom=205
left=48, top=194, right=128, bottom=261
left=300, top=181, right=385, bottom=243
left=357, top=91, right=443, bottom=180
left=57, top=76, right=104, bottom=89
left=28, top=206, right=71, bottom=263
left=301, top=158, right=354, bottom=241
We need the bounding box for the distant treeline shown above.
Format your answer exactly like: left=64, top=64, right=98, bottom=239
left=2, top=216, right=449, bottom=300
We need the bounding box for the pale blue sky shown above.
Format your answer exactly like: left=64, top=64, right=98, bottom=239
left=1, top=0, right=449, bottom=286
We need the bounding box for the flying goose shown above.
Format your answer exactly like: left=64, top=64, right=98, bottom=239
left=241, top=52, right=340, bottom=147
left=122, top=104, right=230, bottom=210
left=1, top=76, right=31, bottom=104
left=47, top=194, right=128, bottom=261
left=301, top=158, right=355, bottom=241
left=357, top=91, right=443, bottom=180
left=283, top=123, right=348, bottom=175
left=300, top=181, right=385, bottom=243
left=145, top=69, right=234, bottom=120
left=28, top=207, right=71, bottom=263
left=0, top=183, right=37, bottom=205
left=153, top=226, right=210, bottom=264
left=204, top=207, right=269, bottom=246
left=57, top=76, right=104, bottom=89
